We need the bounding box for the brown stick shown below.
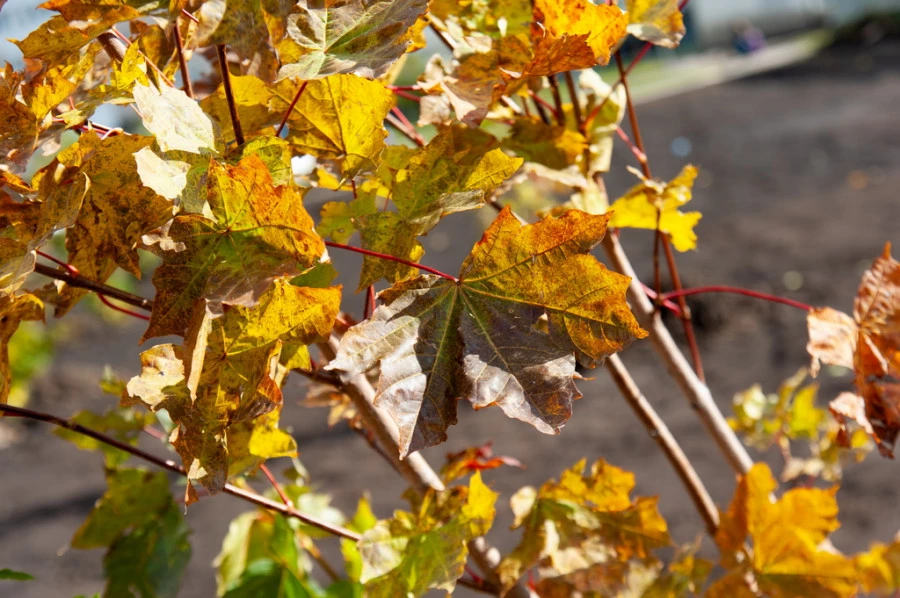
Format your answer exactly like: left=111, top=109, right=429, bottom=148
left=605, top=354, right=719, bottom=536
left=0, top=403, right=360, bottom=541
left=172, top=21, right=194, bottom=99
left=33, top=263, right=153, bottom=312
left=215, top=44, right=244, bottom=146
left=602, top=233, right=753, bottom=475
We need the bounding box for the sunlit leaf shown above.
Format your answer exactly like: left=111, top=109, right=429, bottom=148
left=358, top=472, right=497, bottom=596
left=626, top=0, right=685, bottom=49
left=128, top=280, right=339, bottom=498
left=806, top=244, right=900, bottom=456
left=328, top=207, right=645, bottom=456
left=856, top=535, right=900, bottom=596
left=54, top=407, right=155, bottom=467
left=608, top=165, right=702, bottom=252
left=141, top=154, right=324, bottom=341
left=710, top=462, right=856, bottom=598
left=498, top=458, right=670, bottom=593
left=529, top=0, right=627, bottom=74
left=276, top=74, right=393, bottom=176
left=133, top=83, right=218, bottom=154
left=278, top=0, right=429, bottom=81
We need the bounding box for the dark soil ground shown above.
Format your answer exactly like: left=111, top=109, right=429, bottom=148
left=3, top=37, right=900, bottom=597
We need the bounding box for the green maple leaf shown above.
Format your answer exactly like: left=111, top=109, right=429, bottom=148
left=71, top=468, right=190, bottom=598
left=142, top=154, right=324, bottom=341
left=359, top=472, right=497, bottom=597
left=278, top=0, right=429, bottom=81
left=327, top=207, right=646, bottom=456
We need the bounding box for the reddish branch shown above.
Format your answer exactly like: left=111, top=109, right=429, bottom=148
left=324, top=240, right=458, bottom=282
left=661, top=286, right=813, bottom=312
left=277, top=80, right=308, bottom=137
left=33, top=262, right=153, bottom=312
left=172, top=19, right=194, bottom=99
left=0, top=403, right=360, bottom=541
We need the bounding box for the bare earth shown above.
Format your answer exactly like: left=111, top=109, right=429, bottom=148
left=2, top=38, right=900, bottom=597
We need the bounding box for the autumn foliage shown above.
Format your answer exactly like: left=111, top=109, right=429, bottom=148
left=1, top=0, right=899, bottom=596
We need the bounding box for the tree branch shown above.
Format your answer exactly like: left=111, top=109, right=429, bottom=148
left=602, top=233, right=754, bottom=475
left=33, top=263, right=153, bottom=312
left=324, top=241, right=457, bottom=282
left=215, top=44, right=244, bottom=146
left=318, top=336, right=535, bottom=598
left=0, top=403, right=360, bottom=541
left=605, top=354, right=719, bottom=536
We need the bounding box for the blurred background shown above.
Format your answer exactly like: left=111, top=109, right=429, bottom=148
left=2, top=0, right=900, bottom=596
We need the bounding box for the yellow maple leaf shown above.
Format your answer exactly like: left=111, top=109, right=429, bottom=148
left=608, top=165, right=702, bottom=251
left=711, top=463, right=857, bottom=598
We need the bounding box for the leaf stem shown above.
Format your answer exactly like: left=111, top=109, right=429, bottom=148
left=276, top=80, right=308, bottom=137
left=172, top=19, right=194, bottom=99
left=660, top=286, right=813, bottom=311
left=33, top=262, right=153, bottom=312
left=215, top=44, right=244, bottom=146
left=606, top=354, right=719, bottom=536
left=528, top=91, right=556, bottom=124
left=323, top=241, right=457, bottom=283
left=0, top=403, right=360, bottom=541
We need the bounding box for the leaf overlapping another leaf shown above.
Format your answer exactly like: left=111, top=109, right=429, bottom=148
left=498, top=458, right=670, bottom=593
left=358, top=472, right=497, bottom=597
left=806, top=244, right=900, bottom=457
left=278, top=0, right=429, bottom=81
left=708, top=462, right=857, bottom=598
left=328, top=207, right=645, bottom=456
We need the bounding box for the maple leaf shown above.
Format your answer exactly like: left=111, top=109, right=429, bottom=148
left=54, top=407, right=155, bottom=468
left=528, top=0, right=627, bottom=75
left=0, top=64, right=40, bottom=174
left=497, top=459, right=670, bottom=593
left=278, top=0, right=429, bottom=81
left=0, top=165, right=87, bottom=296
left=127, top=280, right=340, bottom=499
left=355, top=126, right=523, bottom=288
left=608, top=165, right=702, bottom=252
left=441, top=441, right=524, bottom=483
left=806, top=244, right=900, bottom=457
left=504, top=116, right=588, bottom=171
left=856, top=536, right=900, bottom=596
left=142, top=154, right=324, bottom=341
left=358, top=472, right=497, bottom=596
left=275, top=74, right=394, bottom=176
left=194, top=0, right=279, bottom=80
left=327, top=207, right=646, bottom=456
left=709, top=462, right=856, bottom=598
left=626, top=0, right=685, bottom=49
left=133, top=83, right=218, bottom=154
left=71, top=468, right=190, bottom=598
left=0, top=293, right=44, bottom=404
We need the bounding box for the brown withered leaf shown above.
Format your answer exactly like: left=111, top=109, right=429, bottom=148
left=327, top=207, right=646, bottom=457
left=806, top=244, right=900, bottom=456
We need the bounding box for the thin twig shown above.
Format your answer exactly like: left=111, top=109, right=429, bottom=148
left=172, top=20, right=194, bottom=99
left=546, top=76, right=566, bottom=125
left=323, top=241, right=457, bottom=282
left=563, top=71, right=582, bottom=130
left=215, top=44, right=244, bottom=146
left=528, top=91, right=554, bottom=124
left=276, top=80, right=308, bottom=137
left=614, top=52, right=704, bottom=380
left=0, top=403, right=360, bottom=541
left=33, top=263, right=153, bottom=312
left=97, top=294, right=150, bottom=321
left=605, top=354, right=719, bottom=536
left=601, top=233, right=753, bottom=475
left=661, top=286, right=812, bottom=312
left=386, top=111, right=425, bottom=147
